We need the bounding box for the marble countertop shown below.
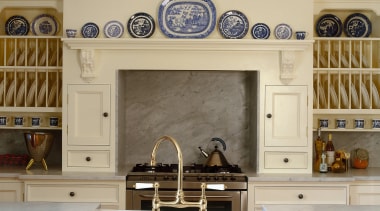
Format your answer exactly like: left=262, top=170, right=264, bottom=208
left=2, top=165, right=380, bottom=182
left=0, top=166, right=127, bottom=181
left=244, top=166, right=380, bottom=182
left=261, top=205, right=380, bottom=211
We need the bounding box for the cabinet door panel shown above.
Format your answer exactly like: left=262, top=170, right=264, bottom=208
left=265, top=86, right=308, bottom=147
left=350, top=185, right=380, bottom=205
left=68, top=84, right=111, bottom=145
left=0, top=182, right=23, bottom=202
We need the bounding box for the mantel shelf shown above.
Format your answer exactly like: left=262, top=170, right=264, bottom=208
left=62, top=38, right=313, bottom=52
left=63, top=38, right=313, bottom=83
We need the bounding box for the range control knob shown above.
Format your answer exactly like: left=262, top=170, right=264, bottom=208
left=197, top=176, right=202, bottom=181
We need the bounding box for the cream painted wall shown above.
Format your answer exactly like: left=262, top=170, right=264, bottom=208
left=63, top=0, right=313, bottom=39
left=62, top=0, right=314, bottom=172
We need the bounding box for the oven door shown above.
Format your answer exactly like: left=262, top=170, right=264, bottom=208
left=127, top=190, right=245, bottom=211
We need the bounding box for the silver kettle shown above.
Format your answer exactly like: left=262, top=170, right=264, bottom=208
left=198, top=137, right=230, bottom=167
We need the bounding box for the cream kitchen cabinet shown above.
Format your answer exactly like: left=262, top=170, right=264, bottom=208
left=0, top=179, right=23, bottom=202
left=350, top=182, right=380, bottom=205
left=63, top=84, right=115, bottom=172
left=24, top=179, right=125, bottom=209
left=259, top=85, right=311, bottom=173
left=248, top=182, right=349, bottom=211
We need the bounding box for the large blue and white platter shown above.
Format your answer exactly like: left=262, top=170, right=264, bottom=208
left=158, top=0, right=216, bottom=38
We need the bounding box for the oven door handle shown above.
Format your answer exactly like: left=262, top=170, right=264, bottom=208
left=206, top=184, right=226, bottom=190
left=139, top=194, right=233, bottom=199
left=134, top=182, right=154, bottom=189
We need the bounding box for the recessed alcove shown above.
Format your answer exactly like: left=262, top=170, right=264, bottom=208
left=117, top=70, right=259, bottom=169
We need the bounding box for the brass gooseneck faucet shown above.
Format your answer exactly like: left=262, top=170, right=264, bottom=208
left=150, top=135, right=207, bottom=211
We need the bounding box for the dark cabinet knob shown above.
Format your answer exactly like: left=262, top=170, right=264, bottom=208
left=86, top=157, right=91, bottom=162
left=283, top=158, right=289, bottom=163
left=298, top=194, right=304, bottom=199
left=69, top=192, right=75, bottom=197
left=266, top=113, right=272, bottom=118
left=103, top=112, right=109, bottom=117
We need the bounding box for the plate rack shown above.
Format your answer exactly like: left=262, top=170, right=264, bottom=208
left=313, top=38, right=380, bottom=110
left=0, top=37, right=62, bottom=109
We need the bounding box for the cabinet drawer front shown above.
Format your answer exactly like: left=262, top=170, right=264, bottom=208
left=255, top=186, right=347, bottom=204
left=26, top=184, right=119, bottom=203
left=264, top=151, right=308, bottom=169
left=67, top=150, right=110, bottom=168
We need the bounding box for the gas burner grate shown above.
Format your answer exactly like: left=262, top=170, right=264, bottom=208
left=131, top=163, right=243, bottom=174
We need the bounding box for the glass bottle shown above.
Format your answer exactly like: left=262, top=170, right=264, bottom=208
left=314, top=128, right=324, bottom=172
left=319, top=142, right=328, bottom=173
left=331, top=152, right=346, bottom=173
left=326, top=133, right=335, bottom=171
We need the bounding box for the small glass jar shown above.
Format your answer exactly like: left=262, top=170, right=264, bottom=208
left=351, top=148, right=369, bottom=169
left=331, top=152, right=346, bottom=173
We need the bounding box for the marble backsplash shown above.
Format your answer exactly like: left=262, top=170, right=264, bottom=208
left=313, top=131, right=380, bottom=167
left=118, top=70, right=257, bottom=168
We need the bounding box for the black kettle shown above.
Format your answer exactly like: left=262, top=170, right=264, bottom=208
left=198, top=137, right=230, bottom=166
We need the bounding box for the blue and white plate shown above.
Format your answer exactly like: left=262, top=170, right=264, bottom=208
left=218, top=10, right=249, bottom=39
left=104, top=20, right=124, bottom=38
left=158, top=0, right=216, bottom=38
left=31, top=14, right=58, bottom=36
left=344, top=13, right=371, bottom=37
left=128, top=12, right=155, bottom=38
left=5, top=15, right=29, bottom=36
left=81, top=22, right=100, bottom=38
left=274, top=23, right=292, bottom=39
left=316, top=14, right=342, bottom=37
left=251, top=23, right=270, bottom=39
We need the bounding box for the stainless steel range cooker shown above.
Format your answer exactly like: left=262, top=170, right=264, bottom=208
left=126, top=163, right=248, bottom=211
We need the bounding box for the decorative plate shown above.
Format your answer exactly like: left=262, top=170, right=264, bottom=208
left=219, top=10, right=249, bottom=39
left=315, top=14, right=342, bottom=37
left=274, top=23, right=292, bottom=39
left=104, top=20, right=124, bottom=38
left=81, top=22, right=100, bottom=38
left=344, top=13, right=371, bottom=37
left=31, top=14, right=58, bottom=36
left=158, top=0, right=216, bottom=38
left=251, top=23, right=270, bottom=39
left=128, top=12, right=155, bottom=38
left=5, top=15, right=29, bottom=35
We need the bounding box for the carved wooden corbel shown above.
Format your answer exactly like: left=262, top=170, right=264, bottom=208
left=280, top=51, right=296, bottom=84
left=79, top=49, right=97, bottom=82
